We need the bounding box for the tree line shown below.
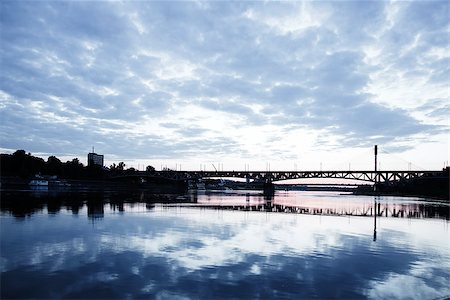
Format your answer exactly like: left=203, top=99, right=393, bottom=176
left=0, top=150, right=155, bottom=179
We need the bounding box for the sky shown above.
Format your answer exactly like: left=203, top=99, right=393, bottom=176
left=0, top=1, right=449, bottom=171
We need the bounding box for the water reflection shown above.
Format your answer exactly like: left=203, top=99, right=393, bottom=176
left=1, top=190, right=450, bottom=298
left=1, top=190, right=449, bottom=221
left=0, top=190, right=193, bottom=219
left=1, top=200, right=449, bottom=299
left=194, top=191, right=450, bottom=220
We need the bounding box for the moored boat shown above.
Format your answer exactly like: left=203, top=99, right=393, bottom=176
left=29, top=179, right=48, bottom=186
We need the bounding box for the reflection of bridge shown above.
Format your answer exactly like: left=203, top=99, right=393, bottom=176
left=191, top=196, right=450, bottom=220
left=128, top=170, right=444, bottom=183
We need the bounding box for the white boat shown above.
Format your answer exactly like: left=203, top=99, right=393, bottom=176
left=196, top=182, right=206, bottom=190
left=29, top=179, right=48, bottom=186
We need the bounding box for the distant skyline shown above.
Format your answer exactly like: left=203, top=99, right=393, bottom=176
left=1, top=1, right=449, bottom=171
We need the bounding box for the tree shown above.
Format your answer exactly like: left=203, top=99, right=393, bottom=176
left=13, top=150, right=26, bottom=157
left=64, top=158, right=84, bottom=178
left=4, top=150, right=45, bottom=178
left=47, top=156, right=62, bottom=165
left=117, top=162, right=126, bottom=171
left=146, top=165, right=155, bottom=172
left=45, top=156, right=63, bottom=176
left=69, top=158, right=83, bottom=167
left=126, top=167, right=136, bottom=174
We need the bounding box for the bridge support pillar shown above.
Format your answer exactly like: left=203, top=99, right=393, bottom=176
left=263, top=181, right=275, bottom=199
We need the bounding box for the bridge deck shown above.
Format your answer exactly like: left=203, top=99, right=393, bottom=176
left=125, top=170, right=446, bottom=183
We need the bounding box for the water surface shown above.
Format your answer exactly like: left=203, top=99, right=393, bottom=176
left=1, top=190, right=449, bottom=299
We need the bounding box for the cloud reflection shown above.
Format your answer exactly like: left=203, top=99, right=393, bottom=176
left=1, top=207, right=449, bottom=299
left=366, top=274, right=447, bottom=300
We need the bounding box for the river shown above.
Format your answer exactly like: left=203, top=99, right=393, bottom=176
left=1, top=189, right=449, bottom=299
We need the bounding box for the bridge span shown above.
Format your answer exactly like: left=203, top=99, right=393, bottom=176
left=128, top=169, right=446, bottom=184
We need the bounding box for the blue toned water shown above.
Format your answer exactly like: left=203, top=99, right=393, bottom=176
left=1, top=190, right=449, bottom=299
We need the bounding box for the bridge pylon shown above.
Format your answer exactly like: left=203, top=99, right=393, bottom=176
left=374, top=145, right=378, bottom=193
left=263, top=172, right=275, bottom=198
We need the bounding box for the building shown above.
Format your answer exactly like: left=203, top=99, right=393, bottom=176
left=87, top=152, right=104, bottom=167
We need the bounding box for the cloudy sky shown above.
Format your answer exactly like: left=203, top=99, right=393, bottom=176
left=1, top=1, right=449, bottom=171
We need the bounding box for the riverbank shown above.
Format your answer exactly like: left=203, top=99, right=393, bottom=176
left=0, top=176, right=187, bottom=193
left=353, top=177, right=449, bottom=201
left=2, top=174, right=448, bottom=201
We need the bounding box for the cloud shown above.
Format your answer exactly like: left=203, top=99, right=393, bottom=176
left=0, top=1, right=448, bottom=167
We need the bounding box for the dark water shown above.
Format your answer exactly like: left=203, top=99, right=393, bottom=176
left=1, top=190, right=449, bottom=299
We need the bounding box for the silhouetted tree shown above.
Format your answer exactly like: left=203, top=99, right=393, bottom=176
left=146, top=165, right=155, bottom=172
left=125, top=167, right=136, bottom=175
left=1, top=150, right=110, bottom=180
left=64, top=158, right=84, bottom=178
left=70, top=158, right=82, bottom=167
left=13, top=150, right=26, bottom=157
left=117, top=162, right=126, bottom=171
left=1, top=150, right=45, bottom=178
left=45, top=156, right=63, bottom=176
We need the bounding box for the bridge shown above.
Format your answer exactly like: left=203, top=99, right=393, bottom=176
left=122, top=169, right=446, bottom=184
left=111, top=145, right=448, bottom=199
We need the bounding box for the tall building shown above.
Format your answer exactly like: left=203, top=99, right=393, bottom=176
left=87, top=152, right=104, bottom=167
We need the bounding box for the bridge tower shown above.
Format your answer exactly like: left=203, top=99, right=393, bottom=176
left=374, top=145, right=377, bottom=171
left=374, top=145, right=378, bottom=193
